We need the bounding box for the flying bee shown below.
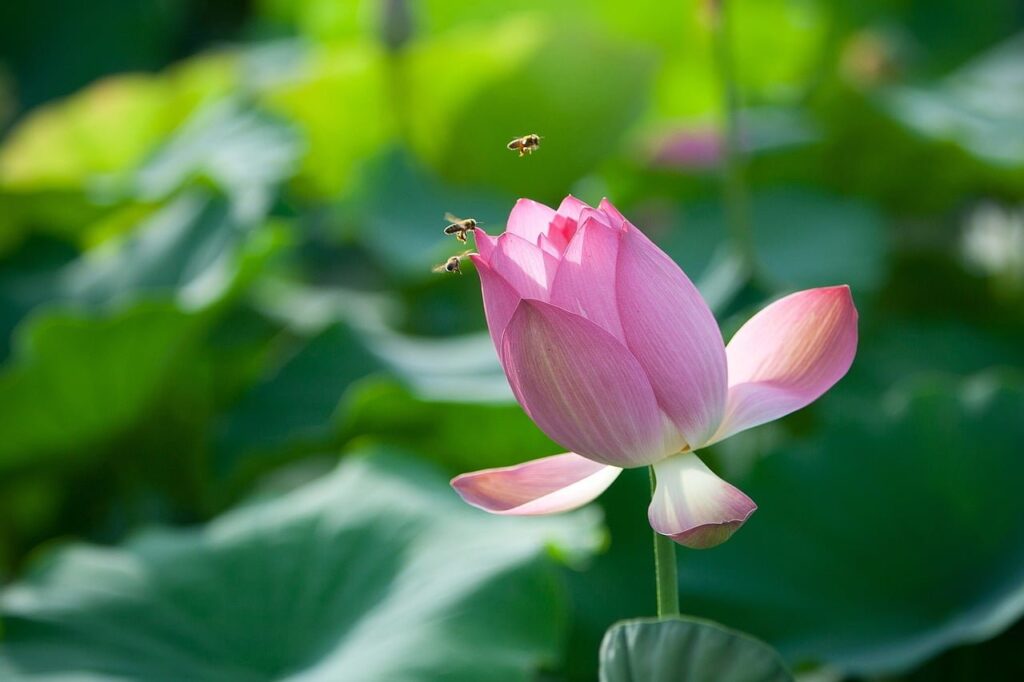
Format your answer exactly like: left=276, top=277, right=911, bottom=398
left=432, top=256, right=462, bottom=275
left=443, top=213, right=479, bottom=243
left=507, top=133, right=541, bottom=157
left=432, top=250, right=473, bottom=275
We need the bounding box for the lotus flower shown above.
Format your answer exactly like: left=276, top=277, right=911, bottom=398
left=451, top=196, right=857, bottom=548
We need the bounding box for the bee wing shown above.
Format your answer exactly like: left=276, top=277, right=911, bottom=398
left=444, top=212, right=462, bottom=223
left=431, top=262, right=448, bottom=273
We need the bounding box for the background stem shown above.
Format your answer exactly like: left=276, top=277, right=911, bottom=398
left=650, top=467, right=680, bottom=617
left=710, top=0, right=758, bottom=278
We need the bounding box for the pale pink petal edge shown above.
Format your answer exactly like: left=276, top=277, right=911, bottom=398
left=451, top=453, right=621, bottom=515
left=648, top=453, right=756, bottom=549
left=709, top=285, right=858, bottom=444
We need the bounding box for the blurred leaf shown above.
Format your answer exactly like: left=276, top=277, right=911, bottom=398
left=345, top=148, right=512, bottom=279
left=726, top=0, right=826, bottom=100
left=2, top=98, right=300, bottom=315
left=261, top=43, right=393, bottom=198
left=834, top=0, right=1022, bottom=75
left=600, top=617, right=793, bottom=682
left=0, top=52, right=238, bottom=247
left=362, top=327, right=510, bottom=401
left=812, top=33, right=1024, bottom=213
left=0, top=1, right=190, bottom=111
left=406, top=17, right=655, bottom=200
left=679, top=372, right=1024, bottom=674
left=130, top=98, right=301, bottom=206
left=266, top=0, right=825, bottom=114
left=0, top=190, right=109, bottom=257
left=878, top=33, right=1024, bottom=169
left=662, top=188, right=887, bottom=292
left=847, top=319, right=1024, bottom=396
left=250, top=278, right=510, bottom=399
left=0, top=237, right=78, bottom=361
left=0, top=55, right=236, bottom=193
left=901, top=618, right=1024, bottom=682
left=0, top=75, right=170, bottom=190
left=0, top=302, right=207, bottom=472
left=257, top=0, right=368, bottom=42
left=0, top=451, right=603, bottom=681
left=216, top=301, right=546, bottom=478
left=654, top=0, right=827, bottom=121
left=216, top=323, right=384, bottom=474
left=60, top=192, right=247, bottom=310
left=343, top=379, right=559, bottom=475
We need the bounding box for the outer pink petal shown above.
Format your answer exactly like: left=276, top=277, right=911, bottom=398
left=472, top=255, right=522, bottom=354
left=649, top=453, right=756, bottom=549
left=501, top=299, right=668, bottom=468
left=450, top=453, right=621, bottom=515
left=473, top=227, right=497, bottom=262
left=709, top=285, right=858, bottom=444
left=489, top=233, right=558, bottom=301
left=615, top=225, right=728, bottom=448
left=556, top=195, right=591, bottom=223
left=549, top=217, right=625, bottom=342
left=507, top=198, right=557, bottom=243
left=537, top=233, right=560, bottom=258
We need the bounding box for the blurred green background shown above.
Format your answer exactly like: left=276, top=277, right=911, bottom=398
left=1, top=1, right=1023, bottom=680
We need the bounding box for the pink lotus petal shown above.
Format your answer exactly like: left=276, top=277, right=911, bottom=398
left=556, top=195, right=591, bottom=223
left=545, top=217, right=575, bottom=255
left=450, top=453, right=621, bottom=515
left=550, top=217, right=625, bottom=341
left=507, top=198, right=557, bottom=243
left=472, top=255, right=523, bottom=355
left=501, top=300, right=669, bottom=468
left=598, top=198, right=628, bottom=228
left=615, top=224, right=728, bottom=448
left=473, top=227, right=497, bottom=262
left=537, top=233, right=561, bottom=258
left=649, top=453, right=756, bottom=549
left=490, top=233, right=558, bottom=301
left=578, top=207, right=615, bottom=231
left=710, top=285, right=858, bottom=444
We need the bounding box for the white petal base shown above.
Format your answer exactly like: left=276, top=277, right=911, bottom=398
left=648, top=453, right=756, bottom=549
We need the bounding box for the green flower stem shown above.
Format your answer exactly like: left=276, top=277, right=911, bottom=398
left=650, top=466, right=680, bottom=617
left=709, top=0, right=758, bottom=278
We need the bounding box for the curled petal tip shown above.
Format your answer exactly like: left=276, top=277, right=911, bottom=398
left=648, top=453, right=756, bottom=549
left=664, top=512, right=756, bottom=550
